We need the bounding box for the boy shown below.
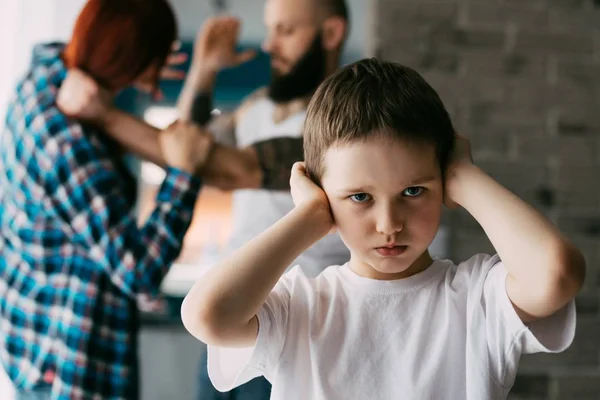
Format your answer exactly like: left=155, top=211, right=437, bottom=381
left=181, top=58, right=585, bottom=399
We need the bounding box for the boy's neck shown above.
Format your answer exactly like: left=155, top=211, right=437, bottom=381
left=349, top=251, right=434, bottom=281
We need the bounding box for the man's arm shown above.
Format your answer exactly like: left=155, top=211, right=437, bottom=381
left=181, top=81, right=303, bottom=190
left=176, top=61, right=240, bottom=146
left=177, top=16, right=257, bottom=146
left=447, top=138, right=586, bottom=323
left=252, top=136, right=305, bottom=190
left=101, top=110, right=166, bottom=167
left=57, top=68, right=303, bottom=190
left=98, top=108, right=301, bottom=190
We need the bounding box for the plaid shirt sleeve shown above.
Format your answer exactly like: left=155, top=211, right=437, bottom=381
left=44, top=116, right=202, bottom=301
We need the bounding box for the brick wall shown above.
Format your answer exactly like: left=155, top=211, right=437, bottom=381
left=368, top=0, right=600, bottom=398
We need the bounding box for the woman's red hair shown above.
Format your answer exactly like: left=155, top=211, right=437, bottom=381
left=63, top=0, right=177, bottom=90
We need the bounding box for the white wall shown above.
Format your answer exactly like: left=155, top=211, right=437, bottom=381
left=0, top=0, right=85, bottom=132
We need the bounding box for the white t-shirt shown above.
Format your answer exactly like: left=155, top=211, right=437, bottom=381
left=207, top=254, right=576, bottom=400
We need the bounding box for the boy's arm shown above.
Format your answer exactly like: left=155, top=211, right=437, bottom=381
left=181, top=163, right=333, bottom=347
left=447, top=137, right=586, bottom=323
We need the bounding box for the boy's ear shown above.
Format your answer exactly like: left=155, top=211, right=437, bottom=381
left=321, top=16, right=346, bottom=51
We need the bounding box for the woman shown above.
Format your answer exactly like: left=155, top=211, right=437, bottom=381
left=0, top=1, right=212, bottom=398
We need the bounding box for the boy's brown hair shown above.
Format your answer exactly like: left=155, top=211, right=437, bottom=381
left=304, top=58, right=456, bottom=184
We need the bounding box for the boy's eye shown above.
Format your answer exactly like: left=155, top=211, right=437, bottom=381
left=403, top=187, right=424, bottom=197
left=349, top=193, right=372, bottom=203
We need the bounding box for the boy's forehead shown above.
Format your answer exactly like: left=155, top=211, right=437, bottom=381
left=321, top=138, right=440, bottom=190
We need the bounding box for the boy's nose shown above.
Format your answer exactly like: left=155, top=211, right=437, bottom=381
left=375, top=206, right=403, bottom=236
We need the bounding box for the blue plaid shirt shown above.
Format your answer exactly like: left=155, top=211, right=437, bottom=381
left=0, top=43, right=202, bottom=399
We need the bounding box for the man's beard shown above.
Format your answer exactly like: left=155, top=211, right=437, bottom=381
left=267, top=32, right=326, bottom=104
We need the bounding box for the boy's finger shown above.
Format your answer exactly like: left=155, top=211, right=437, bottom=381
left=289, top=162, right=305, bottom=184
left=291, top=162, right=306, bottom=174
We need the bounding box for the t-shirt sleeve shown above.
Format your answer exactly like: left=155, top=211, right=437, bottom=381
left=206, top=272, right=292, bottom=392
left=470, top=254, right=576, bottom=387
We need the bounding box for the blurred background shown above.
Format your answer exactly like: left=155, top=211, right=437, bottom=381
left=0, top=0, right=599, bottom=399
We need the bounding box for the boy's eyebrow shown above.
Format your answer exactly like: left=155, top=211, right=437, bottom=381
left=408, top=175, right=437, bottom=185
left=339, top=186, right=374, bottom=194
left=338, top=176, right=438, bottom=194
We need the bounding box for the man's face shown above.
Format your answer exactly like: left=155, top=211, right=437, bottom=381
left=262, top=0, right=327, bottom=102
left=321, top=135, right=444, bottom=280
left=263, top=0, right=319, bottom=76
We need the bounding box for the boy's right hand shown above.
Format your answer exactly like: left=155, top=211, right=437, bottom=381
left=159, top=121, right=215, bottom=175
left=290, top=162, right=336, bottom=233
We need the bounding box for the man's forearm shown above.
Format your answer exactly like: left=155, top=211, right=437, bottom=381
left=177, top=64, right=217, bottom=122
left=253, top=136, right=304, bottom=190
left=103, top=109, right=166, bottom=167
left=201, top=144, right=262, bottom=190
left=100, top=110, right=303, bottom=192
left=201, top=137, right=305, bottom=191
left=100, top=108, right=260, bottom=189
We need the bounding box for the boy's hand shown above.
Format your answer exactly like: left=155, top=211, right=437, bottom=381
left=290, top=162, right=335, bottom=233
left=444, top=133, right=474, bottom=209
left=57, top=69, right=113, bottom=126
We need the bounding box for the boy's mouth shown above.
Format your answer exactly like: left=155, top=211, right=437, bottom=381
left=375, top=245, right=407, bottom=257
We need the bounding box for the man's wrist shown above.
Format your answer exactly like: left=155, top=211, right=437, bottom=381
left=191, top=92, right=213, bottom=126
left=188, top=62, right=218, bottom=92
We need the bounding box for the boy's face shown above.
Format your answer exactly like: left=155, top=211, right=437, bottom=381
left=320, top=135, right=444, bottom=280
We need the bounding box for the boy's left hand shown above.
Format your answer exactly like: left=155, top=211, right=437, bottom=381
left=290, top=162, right=336, bottom=233
left=444, top=133, right=474, bottom=209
